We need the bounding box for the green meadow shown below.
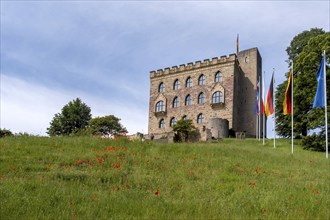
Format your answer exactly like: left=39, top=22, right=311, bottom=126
left=0, top=136, right=329, bottom=219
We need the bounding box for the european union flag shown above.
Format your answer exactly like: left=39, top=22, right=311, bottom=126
left=312, top=56, right=326, bottom=108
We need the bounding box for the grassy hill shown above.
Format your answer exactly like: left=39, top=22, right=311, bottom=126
left=0, top=136, right=329, bottom=219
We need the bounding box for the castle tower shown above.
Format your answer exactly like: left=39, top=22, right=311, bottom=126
left=237, top=48, right=263, bottom=137
left=148, top=47, right=262, bottom=140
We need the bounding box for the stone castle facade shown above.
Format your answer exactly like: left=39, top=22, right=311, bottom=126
left=148, top=47, right=263, bottom=141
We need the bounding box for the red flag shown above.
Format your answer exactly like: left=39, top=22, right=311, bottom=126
left=261, top=99, right=265, bottom=115
left=283, top=69, right=292, bottom=115
left=265, top=73, right=274, bottom=116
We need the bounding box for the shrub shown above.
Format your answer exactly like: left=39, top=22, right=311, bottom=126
left=302, top=133, right=326, bottom=152
left=0, top=129, right=13, bottom=138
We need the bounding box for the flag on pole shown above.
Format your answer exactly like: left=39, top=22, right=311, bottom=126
left=236, top=34, right=239, bottom=54
left=265, top=73, right=275, bottom=116
left=312, top=56, right=325, bottom=108
left=283, top=69, right=292, bottom=115
left=261, top=100, right=265, bottom=115
left=255, top=80, right=260, bottom=114
left=312, top=52, right=328, bottom=159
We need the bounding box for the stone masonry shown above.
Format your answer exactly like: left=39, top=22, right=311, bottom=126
left=148, top=47, right=263, bottom=140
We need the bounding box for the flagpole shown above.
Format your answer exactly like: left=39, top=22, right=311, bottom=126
left=256, top=77, right=258, bottom=139
left=263, top=71, right=265, bottom=146
left=259, top=75, right=261, bottom=141
left=323, top=50, right=328, bottom=159
left=273, top=69, right=276, bottom=148
left=256, top=109, right=259, bottom=140
left=291, top=61, right=294, bottom=155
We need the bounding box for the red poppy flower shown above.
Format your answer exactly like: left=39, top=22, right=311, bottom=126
left=154, top=190, right=160, bottom=196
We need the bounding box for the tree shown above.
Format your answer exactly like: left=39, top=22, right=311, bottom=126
left=275, top=28, right=330, bottom=138
left=88, top=115, right=127, bottom=135
left=172, top=119, right=196, bottom=142
left=0, top=128, right=13, bottom=138
left=286, top=28, right=325, bottom=62
left=47, top=98, right=92, bottom=136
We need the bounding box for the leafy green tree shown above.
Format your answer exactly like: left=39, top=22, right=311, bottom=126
left=0, top=128, right=13, bottom=138
left=275, top=28, right=330, bottom=138
left=47, top=98, right=92, bottom=136
left=88, top=115, right=127, bottom=135
left=172, top=119, right=195, bottom=142
left=286, top=28, right=325, bottom=62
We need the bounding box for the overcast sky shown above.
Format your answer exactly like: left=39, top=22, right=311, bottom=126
left=1, top=1, right=329, bottom=137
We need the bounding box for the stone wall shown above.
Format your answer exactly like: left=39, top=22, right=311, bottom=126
left=148, top=48, right=262, bottom=139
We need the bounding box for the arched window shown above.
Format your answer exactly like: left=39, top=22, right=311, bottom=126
left=186, top=77, right=192, bottom=88
left=159, top=82, right=165, bottom=93
left=159, top=119, right=165, bottom=128
left=185, top=95, right=192, bottom=106
left=197, top=113, right=204, bottom=124
left=198, top=92, right=205, bottom=104
left=215, top=71, right=222, bottom=83
left=212, top=91, right=223, bottom=103
left=173, top=79, right=180, bottom=90
left=170, top=117, right=176, bottom=127
left=198, top=74, right=205, bottom=85
left=173, top=97, right=179, bottom=108
left=156, top=101, right=165, bottom=112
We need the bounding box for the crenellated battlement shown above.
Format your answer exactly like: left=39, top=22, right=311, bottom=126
left=150, top=53, right=237, bottom=78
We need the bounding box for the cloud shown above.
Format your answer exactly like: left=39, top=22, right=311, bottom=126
left=1, top=1, right=329, bottom=138
left=1, top=75, right=148, bottom=135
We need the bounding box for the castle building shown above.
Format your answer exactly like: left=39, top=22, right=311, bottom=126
left=148, top=47, right=263, bottom=141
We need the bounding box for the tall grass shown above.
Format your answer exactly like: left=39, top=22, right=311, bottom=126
left=0, top=136, right=329, bottom=219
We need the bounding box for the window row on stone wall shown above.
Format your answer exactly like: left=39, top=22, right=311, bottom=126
left=158, top=113, right=205, bottom=128
left=158, top=71, right=223, bottom=93
left=155, top=91, right=223, bottom=112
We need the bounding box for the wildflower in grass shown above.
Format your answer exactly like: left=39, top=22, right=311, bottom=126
left=39, top=175, right=45, bottom=181
left=107, top=146, right=114, bottom=151
left=65, top=165, right=71, bottom=169
left=263, top=169, right=266, bottom=174
left=124, top=184, right=129, bottom=189
left=91, top=195, right=97, bottom=201
left=72, top=213, right=77, bottom=219
left=154, top=190, right=160, bottom=196
left=47, top=165, right=51, bottom=170
left=68, top=202, right=75, bottom=206
left=112, top=187, right=120, bottom=191
left=312, top=189, right=319, bottom=194
left=188, top=170, right=192, bottom=174
left=60, top=148, right=64, bottom=152
left=308, top=183, right=313, bottom=187
left=97, top=158, right=103, bottom=164
left=115, top=163, right=121, bottom=170
left=249, top=182, right=256, bottom=186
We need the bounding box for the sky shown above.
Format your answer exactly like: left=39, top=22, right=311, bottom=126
left=1, top=1, right=329, bottom=137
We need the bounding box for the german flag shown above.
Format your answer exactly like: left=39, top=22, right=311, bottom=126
left=283, top=69, right=292, bottom=115
left=265, top=73, right=274, bottom=116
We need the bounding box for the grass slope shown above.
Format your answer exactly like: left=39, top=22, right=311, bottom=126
left=0, top=136, right=329, bottom=219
